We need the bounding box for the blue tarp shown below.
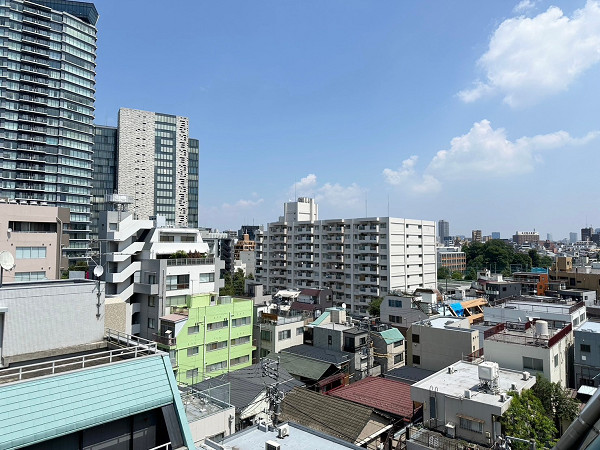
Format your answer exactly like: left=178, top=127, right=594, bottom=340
left=450, top=302, right=464, bottom=316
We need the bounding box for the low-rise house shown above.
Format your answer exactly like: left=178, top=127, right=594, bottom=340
left=281, top=387, right=394, bottom=449
left=192, top=363, right=303, bottom=431
left=255, top=311, right=307, bottom=359
left=371, top=326, right=406, bottom=373
left=411, top=361, right=536, bottom=446
left=407, top=317, right=480, bottom=371
left=211, top=421, right=365, bottom=449
left=574, top=321, right=600, bottom=389
left=483, top=320, right=573, bottom=387
left=328, top=376, right=417, bottom=424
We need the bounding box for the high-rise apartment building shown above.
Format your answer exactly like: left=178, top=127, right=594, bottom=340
left=437, top=219, right=449, bottom=243
left=582, top=227, right=594, bottom=242
left=0, top=0, right=98, bottom=260
left=491, top=232, right=501, bottom=240
left=570, top=232, right=578, bottom=244
left=472, top=229, right=482, bottom=242
left=90, top=108, right=199, bottom=237
left=512, top=230, right=539, bottom=245
left=255, top=199, right=437, bottom=314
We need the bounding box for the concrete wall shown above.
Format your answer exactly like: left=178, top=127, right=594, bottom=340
left=0, top=280, right=104, bottom=365
left=0, top=204, right=70, bottom=281
left=574, top=329, right=600, bottom=388
left=408, top=321, right=479, bottom=371
left=188, top=405, right=235, bottom=443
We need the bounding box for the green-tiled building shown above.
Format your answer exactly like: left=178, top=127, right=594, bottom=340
left=157, top=293, right=254, bottom=384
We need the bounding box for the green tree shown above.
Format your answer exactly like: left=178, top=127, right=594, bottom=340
left=528, top=249, right=540, bottom=267
left=539, top=255, right=553, bottom=268
left=437, top=267, right=450, bottom=280
left=367, top=297, right=383, bottom=317
left=532, top=375, right=579, bottom=434
left=464, top=267, right=477, bottom=280
left=219, top=269, right=250, bottom=296
left=169, top=250, right=188, bottom=259
left=451, top=271, right=463, bottom=280
left=501, top=389, right=557, bottom=449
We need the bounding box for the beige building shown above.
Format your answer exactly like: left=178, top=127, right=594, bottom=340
left=551, top=256, right=600, bottom=297
left=0, top=203, right=70, bottom=281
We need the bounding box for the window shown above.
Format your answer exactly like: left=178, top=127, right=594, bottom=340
left=278, top=330, right=292, bottom=341
left=166, top=274, right=189, bottom=291
left=207, top=319, right=228, bottom=331
left=328, top=335, right=333, bottom=345
left=187, top=346, right=199, bottom=357
left=16, top=247, right=47, bottom=259
left=523, top=356, right=543, bottom=371
left=206, top=341, right=227, bottom=351
left=206, top=361, right=227, bottom=373
left=394, top=340, right=403, bottom=348
left=260, top=348, right=270, bottom=358
left=412, top=334, right=420, bottom=344
left=388, top=299, right=403, bottom=308
left=394, top=353, right=404, bottom=364
left=148, top=318, right=156, bottom=329
left=230, top=355, right=249, bottom=366
left=231, top=336, right=250, bottom=346
left=389, top=315, right=402, bottom=324
left=581, top=344, right=591, bottom=353
left=459, top=417, right=483, bottom=433
left=148, top=296, right=156, bottom=307
left=554, top=354, right=559, bottom=367
left=198, top=272, right=215, bottom=283
left=188, top=325, right=200, bottom=335
left=232, top=316, right=251, bottom=327
left=413, top=355, right=420, bottom=365
left=261, top=330, right=272, bottom=341
left=296, top=326, right=304, bottom=336
left=186, top=368, right=198, bottom=379
left=14, top=271, right=46, bottom=281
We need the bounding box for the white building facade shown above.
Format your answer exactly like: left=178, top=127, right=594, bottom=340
left=255, top=199, right=437, bottom=314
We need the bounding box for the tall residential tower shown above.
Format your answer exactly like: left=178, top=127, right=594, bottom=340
left=0, top=0, right=98, bottom=260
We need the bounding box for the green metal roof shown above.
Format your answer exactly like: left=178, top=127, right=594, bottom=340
left=379, top=328, right=405, bottom=345
left=277, top=352, right=333, bottom=380
left=0, top=355, right=189, bottom=449
left=309, top=311, right=330, bottom=327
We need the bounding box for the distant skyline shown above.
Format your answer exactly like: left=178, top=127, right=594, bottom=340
left=93, top=1, right=600, bottom=239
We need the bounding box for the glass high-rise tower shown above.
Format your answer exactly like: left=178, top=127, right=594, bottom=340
left=0, top=0, right=98, bottom=260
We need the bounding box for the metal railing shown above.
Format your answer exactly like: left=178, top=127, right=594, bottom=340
left=166, top=257, right=215, bottom=266
left=0, top=329, right=158, bottom=384
left=148, top=443, right=171, bottom=450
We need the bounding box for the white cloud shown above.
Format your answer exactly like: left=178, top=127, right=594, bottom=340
left=382, top=156, right=441, bottom=194
left=221, top=198, right=264, bottom=209
left=459, top=1, right=600, bottom=107
left=428, top=120, right=598, bottom=175
left=513, top=0, right=537, bottom=13
left=384, top=120, right=599, bottom=191
left=289, top=174, right=365, bottom=208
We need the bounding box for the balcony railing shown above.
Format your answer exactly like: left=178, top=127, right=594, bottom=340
left=165, top=257, right=214, bottom=266
left=153, top=333, right=177, bottom=347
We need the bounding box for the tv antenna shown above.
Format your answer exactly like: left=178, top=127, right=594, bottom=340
left=0, top=251, right=15, bottom=288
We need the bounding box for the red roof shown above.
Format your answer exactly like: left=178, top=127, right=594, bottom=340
left=327, top=376, right=413, bottom=418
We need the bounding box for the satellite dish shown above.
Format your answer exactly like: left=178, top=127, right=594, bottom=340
left=93, top=265, right=104, bottom=278
left=0, top=252, right=15, bottom=271
left=341, top=302, right=347, bottom=310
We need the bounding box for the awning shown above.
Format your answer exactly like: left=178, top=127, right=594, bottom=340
left=456, top=413, right=485, bottom=423
left=578, top=385, right=598, bottom=396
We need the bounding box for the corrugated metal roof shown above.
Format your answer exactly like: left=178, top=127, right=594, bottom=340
left=0, top=355, right=177, bottom=449
left=328, top=376, right=414, bottom=418
left=310, top=311, right=330, bottom=327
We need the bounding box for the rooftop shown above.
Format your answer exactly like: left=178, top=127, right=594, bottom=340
left=328, top=376, right=414, bottom=418
left=414, top=316, right=472, bottom=331
left=218, top=422, right=363, bottom=449
left=484, top=321, right=573, bottom=348
left=179, top=384, right=233, bottom=423
left=282, top=344, right=352, bottom=365
left=384, top=366, right=435, bottom=384
left=412, top=361, right=536, bottom=406
left=376, top=327, right=405, bottom=344
left=576, top=321, right=600, bottom=333
left=0, top=330, right=158, bottom=385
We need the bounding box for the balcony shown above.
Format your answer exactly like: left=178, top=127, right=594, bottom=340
left=165, top=257, right=215, bottom=267
left=153, top=333, right=177, bottom=347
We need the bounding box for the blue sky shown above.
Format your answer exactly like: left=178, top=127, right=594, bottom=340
left=93, top=0, right=600, bottom=240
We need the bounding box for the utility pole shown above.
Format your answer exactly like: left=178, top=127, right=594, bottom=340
left=262, top=356, right=284, bottom=425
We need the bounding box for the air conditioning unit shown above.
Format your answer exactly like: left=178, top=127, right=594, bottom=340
left=464, top=389, right=471, bottom=399
left=266, top=440, right=281, bottom=450
left=445, top=423, right=456, bottom=438
left=278, top=424, right=290, bottom=438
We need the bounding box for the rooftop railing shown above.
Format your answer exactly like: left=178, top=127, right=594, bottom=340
left=0, top=329, right=158, bottom=385
left=166, top=257, right=215, bottom=266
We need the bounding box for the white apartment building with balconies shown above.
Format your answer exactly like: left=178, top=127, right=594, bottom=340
left=255, top=198, right=437, bottom=314
left=99, top=210, right=224, bottom=338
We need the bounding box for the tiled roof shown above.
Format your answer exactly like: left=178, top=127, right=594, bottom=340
left=300, top=288, right=321, bottom=296
left=269, top=352, right=335, bottom=380
left=281, top=387, right=375, bottom=443
left=282, top=344, right=351, bottom=365
left=328, top=376, right=413, bottom=418
left=378, top=328, right=405, bottom=344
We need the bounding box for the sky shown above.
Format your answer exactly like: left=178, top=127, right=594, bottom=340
left=92, top=0, right=600, bottom=240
